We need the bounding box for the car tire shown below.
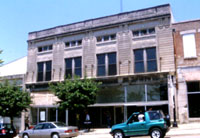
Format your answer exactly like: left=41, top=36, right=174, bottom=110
left=113, top=130, right=124, bottom=138
left=23, top=134, right=29, bottom=138
left=150, top=128, right=163, bottom=138
left=52, top=133, right=60, bottom=138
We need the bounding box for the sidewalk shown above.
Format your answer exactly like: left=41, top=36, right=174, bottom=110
left=77, top=122, right=200, bottom=138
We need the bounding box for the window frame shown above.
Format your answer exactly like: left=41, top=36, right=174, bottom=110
left=134, top=47, right=157, bottom=73
left=65, top=57, right=82, bottom=78
left=37, top=61, right=52, bottom=82
left=97, top=52, right=117, bottom=77
left=96, top=34, right=117, bottom=43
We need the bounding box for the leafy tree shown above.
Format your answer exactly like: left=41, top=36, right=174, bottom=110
left=0, top=50, right=3, bottom=65
left=49, top=77, right=102, bottom=112
left=0, top=80, right=32, bottom=125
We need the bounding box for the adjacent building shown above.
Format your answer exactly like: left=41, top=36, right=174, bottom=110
left=173, top=20, right=200, bottom=123
left=0, top=56, right=27, bottom=131
left=26, top=4, right=176, bottom=127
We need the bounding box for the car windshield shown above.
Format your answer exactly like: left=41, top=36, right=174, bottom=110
left=54, top=122, right=67, bottom=127
left=0, top=124, right=12, bottom=129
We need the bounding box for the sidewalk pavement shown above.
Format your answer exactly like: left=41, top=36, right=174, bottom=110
left=14, top=122, right=200, bottom=138
left=77, top=122, right=200, bottom=138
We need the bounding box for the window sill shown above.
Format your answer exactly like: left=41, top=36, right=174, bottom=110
left=65, top=46, right=82, bottom=51
left=132, top=34, right=156, bottom=41
left=37, top=51, right=53, bottom=55
left=96, top=40, right=116, bottom=46
left=184, top=57, right=197, bottom=60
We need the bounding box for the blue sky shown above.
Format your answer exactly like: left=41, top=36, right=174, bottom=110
left=0, top=0, right=200, bottom=64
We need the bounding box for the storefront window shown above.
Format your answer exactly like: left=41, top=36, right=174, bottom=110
left=127, top=85, right=145, bottom=102
left=96, top=86, right=124, bottom=103
left=147, top=84, right=168, bottom=101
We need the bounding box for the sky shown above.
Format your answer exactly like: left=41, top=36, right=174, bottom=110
left=0, top=0, right=200, bottom=65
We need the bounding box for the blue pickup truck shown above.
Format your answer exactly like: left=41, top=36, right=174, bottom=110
left=110, top=110, right=170, bottom=138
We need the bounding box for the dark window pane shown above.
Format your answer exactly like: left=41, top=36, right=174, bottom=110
left=135, top=62, right=144, bottom=73
left=188, top=94, right=200, bottom=117
left=187, top=82, right=200, bottom=92
left=43, top=46, right=48, bottom=51
left=146, top=48, right=156, bottom=60
left=111, top=34, right=116, bottom=40
left=65, top=42, right=70, bottom=47
left=65, top=58, right=72, bottom=78
left=141, top=29, right=147, bottom=36
left=104, top=35, right=109, bottom=41
left=97, top=36, right=102, bottom=42
left=38, top=62, right=44, bottom=72
left=46, top=61, right=52, bottom=71
left=97, top=54, right=105, bottom=65
left=74, top=57, right=82, bottom=77
left=149, top=28, right=155, bottom=34
left=147, top=60, right=157, bottom=72
left=49, top=45, right=53, bottom=50
left=108, top=53, right=116, bottom=64
left=37, top=72, right=43, bottom=82
left=133, top=31, right=139, bottom=37
left=147, top=48, right=157, bottom=72
left=108, top=64, right=116, bottom=75
left=134, top=49, right=143, bottom=61
left=97, top=66, right=106, bottom=76
left=77, top=40, right=82, bottom=45
left=71, top=41, right=76, bottom=46
left=108, top=53, right=117, bottom=76
left=65, top=69, right=72, bottom=78
left=75, top=68, right=82, bottom=77
left=74, top=57, right=81, bottom=68
left=65, top=58, right=72, bottom=69
left=147, top=84, right=168, bottom=101
left=38, top=47, right=42, bottom=52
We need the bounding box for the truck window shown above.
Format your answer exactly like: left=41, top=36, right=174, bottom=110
left=148, top=111, right=161, bottom=120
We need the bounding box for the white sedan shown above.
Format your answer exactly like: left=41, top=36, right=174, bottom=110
left=19, top=122, right=79, bottom=138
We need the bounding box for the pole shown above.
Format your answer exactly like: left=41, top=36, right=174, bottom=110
left=171, top=75, right=178, bottom=127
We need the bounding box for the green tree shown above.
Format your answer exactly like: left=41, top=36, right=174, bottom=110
left=0, top=80, right=32, bottom=125
left=0, top=50, right=3, bottom=65
left=49, top=77, right=101, bottom=112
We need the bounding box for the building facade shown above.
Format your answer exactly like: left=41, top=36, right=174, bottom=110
left=26, top=4, right=176, bottom=127
left=173, top=20, right=200, bottom=123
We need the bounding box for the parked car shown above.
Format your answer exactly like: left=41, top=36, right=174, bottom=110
left=0, top=123, right=17, bottom=138
left=110, top=110, right=170, bottom=138
left=19, top=122, right=79, bottom=138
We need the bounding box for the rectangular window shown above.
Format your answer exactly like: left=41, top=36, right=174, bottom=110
left=96, top=34, right=116, bottom=42
left=108, top=53, right=117, bottom=75
left=132, top=28, right=155, bottom=37
left=97, top=54, right=106, bottom=76
left=38, top=45, right=53, bottom=53
left=65, top=58, right=72, bottom=78
left=146, top=48, right=157, bottom=72
left=37, top=61, right=52, bottom=82
left=134, top=49, right=144, bottom=73
left=182, top=34, right=196, bottom=58
left=134, top=47, right=157, bottom=73
left=65, top=40, right=82, bottom=48
left=97, top=52, right=117, bottom=76
left=65, top=57, right=82, bottom=78
left=74, top=57, right=82, bottom=77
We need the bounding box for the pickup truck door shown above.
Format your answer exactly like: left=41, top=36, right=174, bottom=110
left=127, top=121, right=148, bottom=136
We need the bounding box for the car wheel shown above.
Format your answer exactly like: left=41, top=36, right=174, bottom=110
left=23, top=134, right=29, bottom=138
left=52, top=133, right=60, bottom=138
left=113, top=130, right=124, bottom=138
left=150, top=128, right=163, bottom=138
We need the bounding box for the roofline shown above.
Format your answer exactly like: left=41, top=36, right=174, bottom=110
left=0, top=56, right=27, bottom=66
left=29, top=4, right=170, bottom=35
left=173, top=18, right=200, bottom=25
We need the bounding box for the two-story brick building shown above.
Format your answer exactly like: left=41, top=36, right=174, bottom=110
left=26, top=4, right=176, bottom=127
left=173, top=20, right=200, bottom=123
